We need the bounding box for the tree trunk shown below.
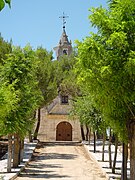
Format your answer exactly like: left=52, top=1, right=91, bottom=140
left=29, top=130, right=33, bottom=142
left=80, top=125, right=85, bottom=140
left=108, top=129, right=112, bottom=168
left=102, top=131, right=106, bottom=162
left=33, top=108, right=41, bottom=140
left=112, top=135, right=118, bottom=174
left=88, top=128, right=91, bottom=145
left=121, top=143, right=128, bottom=180
left=13, top=134, right=20, bottom=168
left=7, top=134, right=12, bottom=172
left=130, top=123, right=135, bottom=180
left=94, top=131, right=96, bottom=153
left=85, top=125, right=89, bottom=141
left=20, top=139, right=24, bottom=162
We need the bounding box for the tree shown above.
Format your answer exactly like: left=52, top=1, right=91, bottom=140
left=0, top=45, right=42, bottom=171
left=1, top=45, right=42, bottom=136
left=53, top=51, right=79, bottom=96
left=0, top=0, right=11, bottom=11
left=71, top=91, right=106, bottom=152
left=0, top=36, right=17, bottom=172
left=76, top=0, right=135, bottom=179
left=35, top=47, right=57, bottom=106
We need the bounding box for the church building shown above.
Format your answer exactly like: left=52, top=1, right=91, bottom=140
left=37, top=14, right=81, bottom=142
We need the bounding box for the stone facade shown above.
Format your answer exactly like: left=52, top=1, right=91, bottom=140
left=37, top=96, right=81, bottom=142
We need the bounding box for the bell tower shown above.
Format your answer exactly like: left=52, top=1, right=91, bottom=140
left=54, top=12, right=72, bottom=60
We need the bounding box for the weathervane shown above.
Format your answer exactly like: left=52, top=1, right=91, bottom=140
left=59, top=12, right=69, bottom=30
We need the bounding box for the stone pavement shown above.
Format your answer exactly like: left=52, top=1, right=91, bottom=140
left=0, top=140, right=37, bottom=180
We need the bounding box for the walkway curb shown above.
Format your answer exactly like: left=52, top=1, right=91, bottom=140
left=83, top=144, right=109, bottom=180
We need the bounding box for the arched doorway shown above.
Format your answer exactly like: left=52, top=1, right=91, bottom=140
left=56, top=121, right=72, bottom=141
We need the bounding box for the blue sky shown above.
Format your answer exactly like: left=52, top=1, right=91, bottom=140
left=0, top=0, right=107, bottom=57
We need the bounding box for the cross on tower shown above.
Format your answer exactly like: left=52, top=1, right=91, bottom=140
left=59, top=12, right=69, bottom=30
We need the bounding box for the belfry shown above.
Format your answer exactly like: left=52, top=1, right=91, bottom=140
left=54, top=12, right=72, bottom=60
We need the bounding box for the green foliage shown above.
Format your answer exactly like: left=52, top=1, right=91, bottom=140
left=35, top=47, right=57, bottom=106
left=53, top=52, right=79, bottom=97
left=0, top=35, right=12, bottom=64
left=71, top=93, right=106, bottom=132
left=0, top=0, right=11, bottom=11
left=76, top=0, right=135, bottom=141
left=0, top=82, right=18, bottom=123
left=0, top=45, right=42, bottom=137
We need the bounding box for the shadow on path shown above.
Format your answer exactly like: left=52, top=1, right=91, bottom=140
left=36, top=153, right=78, bottom=160
left=17, top=142, right=79, bottom=179
left=19, top=165, right=70, bottom=179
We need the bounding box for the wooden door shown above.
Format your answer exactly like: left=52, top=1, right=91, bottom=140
left=56, top=121, right=72, bottom=141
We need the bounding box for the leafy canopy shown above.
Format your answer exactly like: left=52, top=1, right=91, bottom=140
left=0, top=45, right=42, bottom=137
left=35, top=47, right=57, bottom=106
left=0, top=0, right=11, bottom=11
left=76, top=0, right=135, bottom=140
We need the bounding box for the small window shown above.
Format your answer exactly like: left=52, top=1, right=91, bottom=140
left=63, top=49, right=68, bottom=55
left=61, top=96, right=68, bottom=104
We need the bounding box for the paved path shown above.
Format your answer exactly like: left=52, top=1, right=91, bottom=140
left=15, top=142, right=108, bottom=180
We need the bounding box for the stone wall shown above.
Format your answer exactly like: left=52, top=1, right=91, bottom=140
left=38, top=107, right=82, bottom=142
